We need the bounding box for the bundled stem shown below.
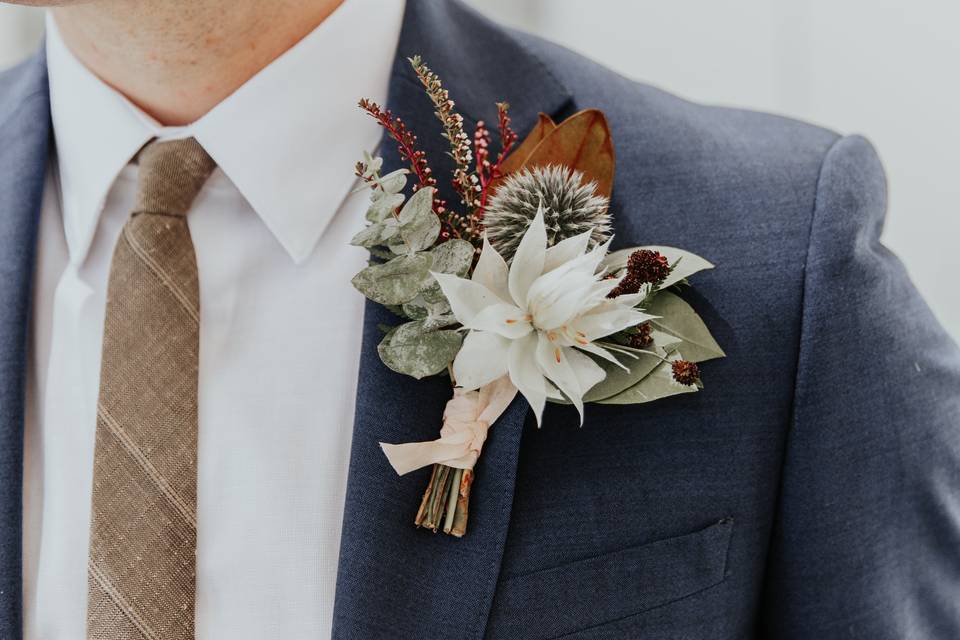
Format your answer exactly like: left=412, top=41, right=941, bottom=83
left=415, top=464, right=474, bottom=537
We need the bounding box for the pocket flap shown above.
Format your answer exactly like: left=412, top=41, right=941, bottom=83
left=488, top=518, right=734, bottom=639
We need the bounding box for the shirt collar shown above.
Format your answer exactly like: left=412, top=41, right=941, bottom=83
left=46, top=0, right=405, bottom=265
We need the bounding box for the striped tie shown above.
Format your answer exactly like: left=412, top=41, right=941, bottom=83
left=87, top=138, right=215, bottom=640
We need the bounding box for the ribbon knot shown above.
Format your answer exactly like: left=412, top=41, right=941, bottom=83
left=380, top=376, right=518, bottom=476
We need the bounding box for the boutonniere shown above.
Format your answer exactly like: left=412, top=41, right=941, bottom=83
left=351, top=57, right=724, bottom=537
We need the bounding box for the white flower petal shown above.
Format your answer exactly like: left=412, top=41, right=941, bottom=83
left=530, top=276, right=599, bottom=330
left=534, top=333, right=586, bottom=421
left=473, top=236, right=512, bottom=303
left=433, top=272, right=503, bottom=326
left=508, top=206, right=547, bottom=308
left=452, top=331, right=511, bottom=391
left=468, top=303, right=534, bottom=339
left=565, top=347, right=606, bottom=415
left=582, top=237, right=614, bottom=276
left=508, top=333, right=548, bottom=426
left=573, top=304, right=653, bottom=341
left=543, top=230, right=591, bottom=273
left=573, top=341, right=629, bottom=371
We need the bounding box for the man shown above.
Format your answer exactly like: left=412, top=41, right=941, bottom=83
left=0, top=0, right=957, bottom=638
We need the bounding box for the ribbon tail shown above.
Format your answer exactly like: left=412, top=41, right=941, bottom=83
left=379, top=440, right=471, bottom=476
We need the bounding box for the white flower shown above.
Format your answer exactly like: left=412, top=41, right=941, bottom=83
left=433, top=208, right=654, bottom=425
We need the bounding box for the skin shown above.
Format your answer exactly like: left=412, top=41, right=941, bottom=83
left=4, top=0, right=345, bottom=125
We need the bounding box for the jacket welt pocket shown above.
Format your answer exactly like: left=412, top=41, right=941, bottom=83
left=487, top=518, right=734, bottom=639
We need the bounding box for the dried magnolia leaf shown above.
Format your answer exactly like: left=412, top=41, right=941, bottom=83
left=498, top=112, right=556, bottom=176
left=517, top=109, right=616, bottom=199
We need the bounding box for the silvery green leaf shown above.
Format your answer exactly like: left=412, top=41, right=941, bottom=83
left=350, top=223, right=384, bottom=248
left=645, top=291, right=725, bottom=362
left=428, top=239, right=474, bottom=277
left=398, top=186, right=440, bottom=253
left=599, top=352, right=698, bottom=405
left=422, top=313, right=458, bottom=331
left=351, top=218, right=399, bottom=248
left=377, top=320, right=463, bottom=379
left=401, top=300, right=429, bottom=320
left=418, top=239, right=475, bottom=300
left=366, top=193, right=404, bottom=223
left=376, top=169, right=408, bottom=195
left=602, top=246, right=714, bottom=288
left=351, top=253, right=432, bottom=305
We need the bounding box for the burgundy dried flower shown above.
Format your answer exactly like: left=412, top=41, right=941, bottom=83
left=628, top=249, right=671, bottom=285
left=608, top=249, right=671, bottom=297
left=671, top=360, right=701, bottom=386
left=629, top=323, right=653, bottom=349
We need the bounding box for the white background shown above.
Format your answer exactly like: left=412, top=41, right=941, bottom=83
left=2, top=1, right=958, bottom=339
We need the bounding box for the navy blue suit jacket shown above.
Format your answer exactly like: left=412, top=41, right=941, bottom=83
left=2, top=1, right=959, bottom=638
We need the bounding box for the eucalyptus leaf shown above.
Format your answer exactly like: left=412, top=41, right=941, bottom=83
left=429, top=239, right=474, bottom=277
left=376, top=169, right=408, bottom=196
left=398, top=186, right=440, bottom=253
left=366, top=192, right=404, bottom=223
left=401, top=300, right=429, bottom=320
left=422, top=313, right=458, bottom=331
left=645, top=291, right=725, bottom=363
left=603, top=246, right=714, bottom=289
left=350, top=223, right=383, bottom=248
left=351, top=253, right=432, bottom=306
left=599, top=353, right=698, bottom=405
left=377, top=320, right=463, bottom=379
left=419, top=239, right=475, bottom=301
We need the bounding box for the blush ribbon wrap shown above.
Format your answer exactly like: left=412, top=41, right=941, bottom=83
left=380, top=376, right=519, bottom=475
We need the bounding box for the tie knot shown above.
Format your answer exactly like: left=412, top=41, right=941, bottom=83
left=133, top=137, right=217, bottom=218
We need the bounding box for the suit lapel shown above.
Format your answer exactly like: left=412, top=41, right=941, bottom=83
left=333, top=1, right=570, bottom=638
left=0, top=48, right=51, bottom=639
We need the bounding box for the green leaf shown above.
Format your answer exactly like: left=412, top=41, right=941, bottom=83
left=580, top=347, right=670, bottom=402
left=366, top=192, right=404, bottom=223
left=351, top=253, right=432, bottom=305
left=377, top=320, right=463, bottom=379
left=429, top=239, right=474, bottom=277
left=645, top=291, right=725, bottom=363
left=350, top=218, right=398, bottom=248
left=603, top=246, right=714, bottom=288
left=419, top=239, right=475, bottom=303
left=599, top=352, right=698, bottom=405
left=397, top=186, right=440, bottom=253
left=548, top=341, right=680, bottom=405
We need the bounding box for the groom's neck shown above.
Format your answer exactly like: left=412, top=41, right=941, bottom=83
left=52, top=0, right=344, bottom=126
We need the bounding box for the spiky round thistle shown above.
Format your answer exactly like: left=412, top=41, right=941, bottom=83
left=483, top=165, right=611, bottom=261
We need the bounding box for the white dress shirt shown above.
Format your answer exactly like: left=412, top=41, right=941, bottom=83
left=22, top=2, right=405, bottom=637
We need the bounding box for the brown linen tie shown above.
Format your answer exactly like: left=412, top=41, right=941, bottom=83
left=87, top=138, right=215, bottom=640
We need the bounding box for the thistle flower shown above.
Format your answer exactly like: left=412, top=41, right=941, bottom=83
left=483, top=165, right=611, bottom=262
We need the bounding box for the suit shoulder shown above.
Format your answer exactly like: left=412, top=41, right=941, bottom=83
left=0, top=51, right=48, bottom=127
left=509, top=29, right=842, bottom=210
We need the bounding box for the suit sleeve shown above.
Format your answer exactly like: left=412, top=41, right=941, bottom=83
left=758, top=135, right=960, bottom=638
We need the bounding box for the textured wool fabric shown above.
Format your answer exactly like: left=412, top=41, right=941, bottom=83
left=87, top=138, right=215, bottom=640
left=2, top=1, right=960, bottom=639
